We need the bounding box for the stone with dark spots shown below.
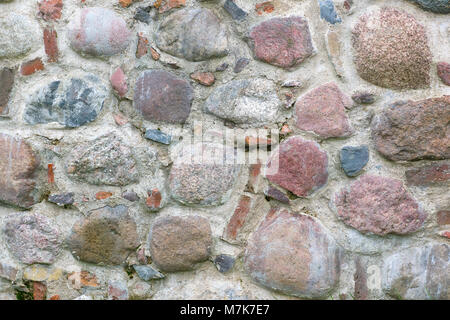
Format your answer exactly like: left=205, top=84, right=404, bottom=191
left=65, top=133, right=139, bottom=186
left=149, top=216, right=213, bottom=272
left=134, top=70, right=193, bottom=124
left=0, top=133, right=40, bottom=208
left=264, top=187, right=290, bottom=204
left=133, top=265, right=165, bottom=281
left=334, top=175, right=427, bottom=235
left=371, top=96, right=450, bottom=161
left=67, top=205, right=140, bottom=265
left=234, top=57, right=250, bottom=73
left=169, top=143, right=241, bottom=206
left=382, top=244, right=449, bottom=300
left=67, top=7, right=131, bottom=57
left=155, top=8, right=228, bottom=62
left=352, top=8, right=431, bottom=89
left=437, top=62, right=450, bottom=86
left=248, top=17, right=314, bottom=69
left=24, top=74, right=107, bottom=128
left=407, top=0, right=450, bottom=14
left=406, top=164, right=450, bottom=186
left=3, top=213, right=62, bottom=265
left=294, top=83, right=353, bottom=139
left=145, top=129, right=171, bottom=145
left=319, top=0, right=341, bottom=24
left=244, top=209, right=341, bottom=298
left=48, top=193, right=75, bottom=206
left=266, top=136, right=328, bottom=197
left=340, top=146, right=369, bottom=177
left=223, top=0, right=248, bottom=21
left=214, top=254, right=235, bottom=273
left=351, top=92, right=376, bottom=105
left=0, top=68, right=14, bottom=116
left=134, top=7, right=151, bottom=24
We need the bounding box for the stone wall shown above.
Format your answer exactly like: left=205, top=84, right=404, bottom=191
left=0, top=0, right=449, bottom=300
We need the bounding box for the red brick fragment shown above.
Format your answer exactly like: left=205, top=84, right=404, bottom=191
left=224, top=195, right=252, bottom=241
left=255, top=2, right=275, bottom=15
left=38, top=0, right=63, bottom=21
left=32, top=282, right=47, bottom=300
left=146, top=189, right=162, bottom=210
left=95, top=191, right=113, bottom=200
left=190, top=72, right=215, bottom=86
left=21, top=58, right=44, bottom=76
left=48, top=164, right=55, bottom=184
left=136, top=33, right=149, bottom=58
left=44, top=28, right=59, bottom=63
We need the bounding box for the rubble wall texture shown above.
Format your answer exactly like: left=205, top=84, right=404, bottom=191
left=0, top=0, right=449, bottom=300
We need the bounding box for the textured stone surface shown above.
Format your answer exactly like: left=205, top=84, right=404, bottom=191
left=214, top=254, right=235, bottom=273
left=65, top=133, right=139, bottom=186
left=0, top=133, right=40, bottom=208
left=266, top=136, right=328, bottom=197
left=248, top=17, right=314, bottom=69
left=0, top=68, right=14, bottom=115
left=204, top=79, right=280, bottom=127
left=372, top=96, right=450, bottom=161
left=408, top=0, right=450, bottom=13
left=294, top=83, right=353, bottom=138
left=3, top=213, right=62, bottom=265
left=352, top=8, right=431, bottom=89
left=334, top=175, right=427, bottom=235
left=437, top=62, right=450, bottom=86
left=382, top=244, right=449, bottom=300
left=319, top=0, right=342, bottom=24
left=149, top=216, right=212, bottom=272
left=67, top=8, right=131, bottom=56
left=145, top=129, right=171, bottom=145
left=48, top=193, right=75, bottom=206
left=134, top=70, right=193, bottom=124
left=155, top=8, right=228, bottom=62
left=352, top=92, right=376, bottom=105
left=224, top=0, right=248, bottom=20
left=133, top=265, right=165, bottom=281
left=0, top=13, right=39, bottom=58
left=24, top=74, right=107, bottom=128
left=38, top=0, right=63, bottom=21
left=406, top=164, right=450, bottom=186
left=340, top=146, right=369, bottom=177
left=110, top=68, right=128, bottom=98
left=67, top=205, right=139, bottom=265
left=244, top=209, right=341, bottom=298
left=169, top=143, right=241, bottom=206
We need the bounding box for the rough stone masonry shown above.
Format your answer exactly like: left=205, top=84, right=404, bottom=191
left=0, top=0, right=448, bottom=300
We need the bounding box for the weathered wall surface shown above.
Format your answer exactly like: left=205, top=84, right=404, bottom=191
left=0, top=0, right=449, bottom=300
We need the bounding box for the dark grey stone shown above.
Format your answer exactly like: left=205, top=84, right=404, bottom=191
left=319, top=0, right=342, bottom=24
left=24, top=74, right=107, bottom=128
left=352, top=92, right=376, bottom=105
left=133, top=265, right=165, bottom=281
left=48, top=193, right=75, bottom=206
left=234, top=57, right=250, bottom=73
left=223, top=0, right=248, bottom=21
left=122, top=191, right=139, bottom=202
left=340, top=146, right=369, bottom=177
left=214, top=254, right=235, bottom=273
left=145, top=129, right=172, bottom=145
left=264, top=187, right=290, bottom=204
left=134, top=7, right=151, bottom=24
left=216, top=63, right=229, bottom=72
left=408, top=0, right=450, bottom=14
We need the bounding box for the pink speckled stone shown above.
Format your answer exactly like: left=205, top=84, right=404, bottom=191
left=244, top=208, right=341, bottom=298
left=248, top=16, right=314, bottom=69
left=110, top=67, right=128, bottom=97
left=67, top=7, right=131, bottom=57
left=334, top=175, right=427, bottom=236
left=266, top=136, right=328, bottom=197
left=295, top=82, right=353, bottom=139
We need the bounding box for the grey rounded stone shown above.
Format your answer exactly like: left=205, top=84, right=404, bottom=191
left=204, top=79, right=281, bottom=127
left=3, top=213, right=62, bottom=265
left=24, top=74, right=107, bottom=128
left=408, top=0, right=450, bottom=14
left=155, top=8, right=228, bottom=62
left=0, top=13, right=39, bottom=58
left=340, top=146, right=369, bottom=177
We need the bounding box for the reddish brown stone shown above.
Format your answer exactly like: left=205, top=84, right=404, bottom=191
left=190, top=72, right=215, bottom=86
left=20, top=58, right=44, bottom=76
left=68, top=271, right=99, bottom=289
left=264, top=187, right=290, bottom=204
left=438, top=230, right=450, bottom=239
left=224, top=195, right=252, bottom=241
left=244, top=209, right=341, bottom=298
left=149, top=215, right=212, bottom=272
left=372, top=96, right=450, bottom=161
left=295, top=83, right=353, bottom=139
left=280, top=123, right=292, bottom=136
left=437, top=62, right=450, bottom=86
left=255, top=2, right=275, bottom=15
left=113, top=113, right=128, bottom=126
left=0, top=134, right=40, bottom=208
left=248, top=17, right=313, bottom=69
left=150, top=46, right=160, bottom=61
left=405, top=164, right=450, bottom=186
left=246, top=162, right=262, bottom=193
left=352, top=8, right=431, bottom=89
left=119, top=0, right=133, bottom=7
left=49, top=295, right=60, bottom=300
left=38, top=0, right=63, bottom=21
left=266, top=136, right=328, bottom=197
left=43, top=28, right=58, bottom=63
left=155, top=0, right=186, bottom=13
left=95, top=191, right=113, bottom=200
left=32, top=282, right=47, bottom=300
left=146, top=188, right=162, bottom=211
left=334, top=175, right=427, bottom=235
left=245, top=136, right=272, bottom=149
left=136, top=33, right=148, bottom=58
left=354, top=257, right=368, bottom=300
left=47, top=164, right=54, bottom=184
left=437, top=210, right=450, bottom=226
left=134, top=70, right=193, bottom=124
left=110, top=67, right=128, bottom=98
left=0, top=68, right=14, bottom=116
